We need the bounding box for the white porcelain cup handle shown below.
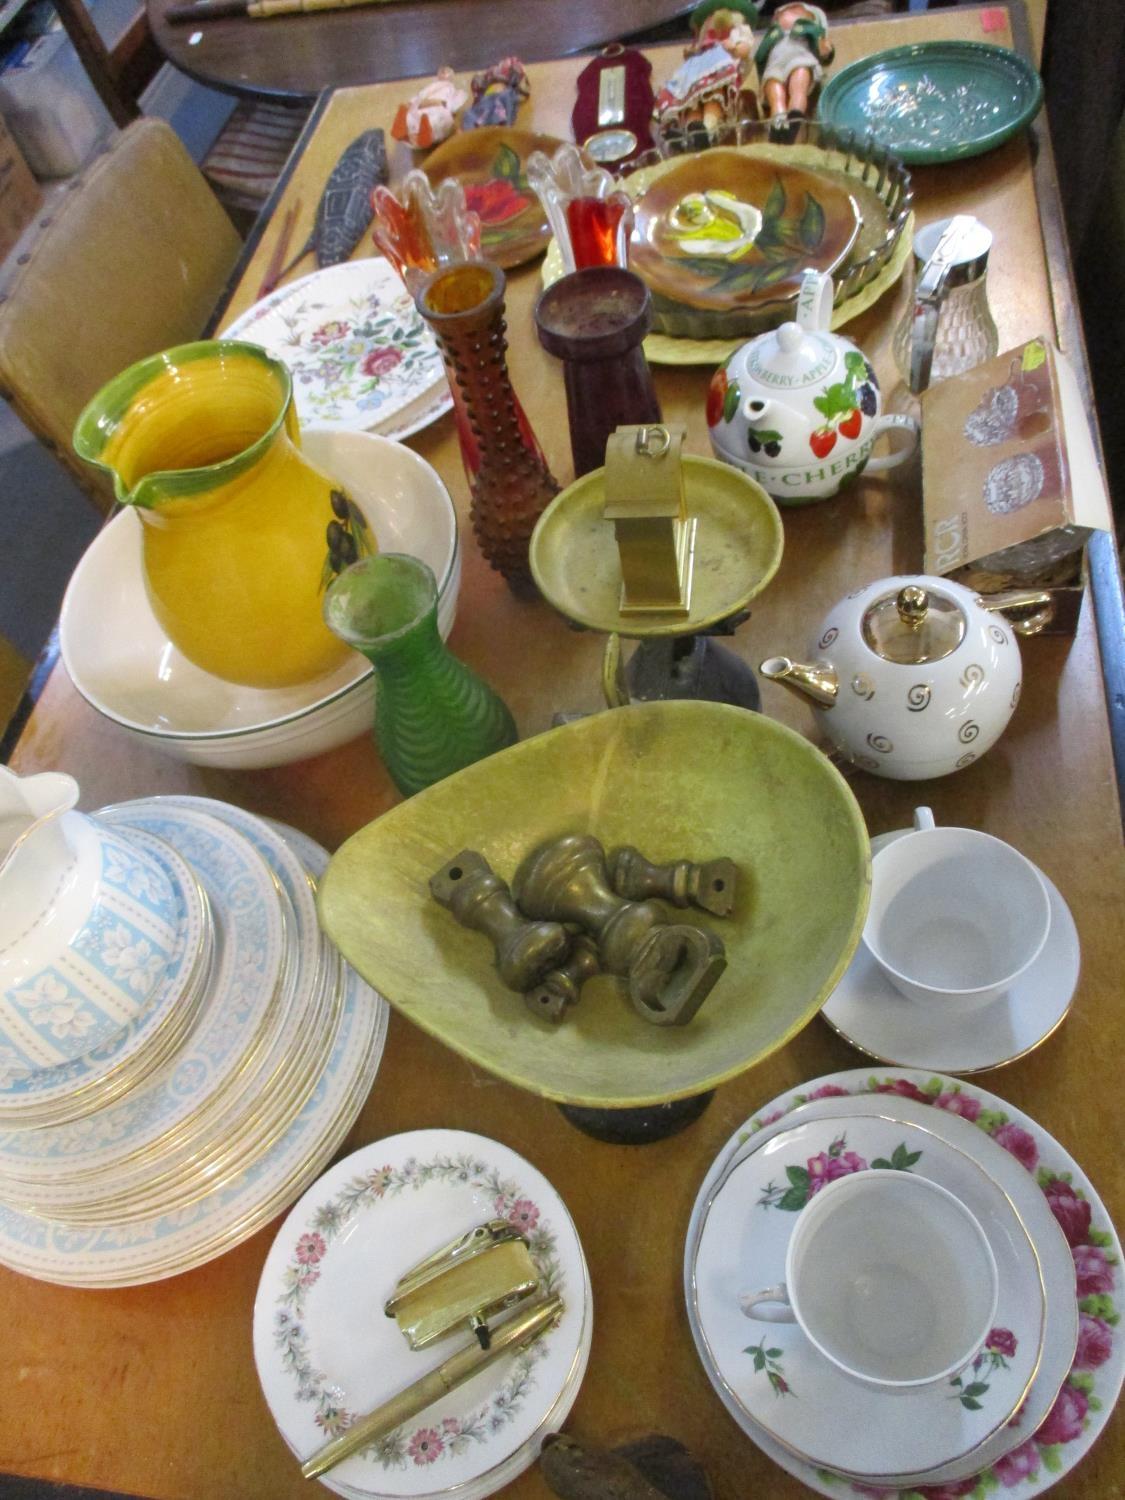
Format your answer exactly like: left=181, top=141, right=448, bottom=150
left=863, top=413, right=920, bottom=472
left=795, top=269, right=833, bottom=332
left=738, top=1285, right=797, bottom=1322
left=913, top=806, right=936, bottom=831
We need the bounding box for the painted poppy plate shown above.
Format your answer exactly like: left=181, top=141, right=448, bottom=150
left=629, top=151, right=860, bottom=315
left=221, top=258, right=451, bottom=439
left=423, top=126, right=563, bottom=269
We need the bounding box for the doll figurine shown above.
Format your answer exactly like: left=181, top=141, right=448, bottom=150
left=655, top=0, right=759, bottom=139
left=753, top=2, right=834, bottom=123
left=462, top=56, right=530, bottom=129
left=391, top=67, right=468, bottom=150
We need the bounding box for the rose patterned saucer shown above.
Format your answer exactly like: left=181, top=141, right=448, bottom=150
left=253, top=1129, right=590, bottom=1498
left=691, top=1112, right=1045, bottom=1478
left=222, top=259, right=451, bottom=439
left=820, top=829, right=1080, bottom=1073
left=685, top=1070, right=1120, bottom=1498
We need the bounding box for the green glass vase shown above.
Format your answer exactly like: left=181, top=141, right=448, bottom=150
left=324, top=554, right=517, bottom=796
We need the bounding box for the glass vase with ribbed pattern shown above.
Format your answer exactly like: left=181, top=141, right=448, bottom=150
left=324, top=554, right=516, bottom=797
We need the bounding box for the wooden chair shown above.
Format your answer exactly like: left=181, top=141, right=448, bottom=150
left=51, top=0, right=164, bottom=126
left=0, top=117, right=241, bottom=515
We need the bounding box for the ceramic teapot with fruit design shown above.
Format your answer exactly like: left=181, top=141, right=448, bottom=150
left=706, top=271, right=920, bottom=504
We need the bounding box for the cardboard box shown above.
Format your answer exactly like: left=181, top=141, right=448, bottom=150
left=922, top=338, right=1112, bottom=607
left=0, top=111, right=40, bottom=261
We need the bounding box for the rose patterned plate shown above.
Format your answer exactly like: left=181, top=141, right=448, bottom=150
left=0, top=829, right=390, bottom=1285
left=685, top=1070, right=1119, bottom=1498
left=818, top=42, right=1044, bottom=167
left=253, top=1128, right=589, bottom=1497
left=821, top=829, right=1080, bottom=1073
left=423, top=127, right=563, bottom=270
left=221, top=259, right=451, bottom=438
left=0, top=807, right=287, bottom=1185
left=692, top=1113, right=1045, bottom=1478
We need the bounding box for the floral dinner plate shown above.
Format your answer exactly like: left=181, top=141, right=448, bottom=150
left=692, top=1113, right=1045, bottom=1478
left=221, top=259, right=451, bottom=438
left=253, top=1128, right=588, bottom=1497
left=685, top=1070, right=1119, bottom=1498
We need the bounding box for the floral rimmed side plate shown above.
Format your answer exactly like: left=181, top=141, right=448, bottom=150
left=821, top=830, right=1080, bottom=1074
left=253, top=1128, right=588, bottom=1497
left=221, top=259, right=451, bottom=438
left=423, top=127, right=563, bottom=269
left=629, top=152, right=859, bottom=317
left=685, top=1070, right=1120, bottom=1498
left=691, top=1113, right=1045, bottom=1478
left=818, top=42, right=1044, bottom=166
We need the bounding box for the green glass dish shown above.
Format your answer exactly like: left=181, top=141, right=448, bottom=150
left=817, top=42, right=1044, bottom=167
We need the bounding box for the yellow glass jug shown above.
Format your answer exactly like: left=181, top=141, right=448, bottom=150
left=73, top=341, right=370, bottom=689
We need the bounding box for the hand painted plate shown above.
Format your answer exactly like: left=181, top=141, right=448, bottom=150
left=423, top=126, right=563, bottom=269
left=253, top=1128, right=588, bottom=1496
left=221, top=259, right=451, bottom=439
left=685, top=1070, right=1119, bottom=1499
left=692, top=1113, right=1045, bottom=1477
left=818, top=42, right=1044, bottom=166
left=821, top=829, right=1080, bottom=1073
left=629, top=151, right=859, bottom=314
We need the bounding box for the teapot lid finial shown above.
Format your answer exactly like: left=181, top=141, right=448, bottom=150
left=862, top=583, right=966, bottom=665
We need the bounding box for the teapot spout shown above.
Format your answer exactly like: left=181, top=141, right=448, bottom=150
left=760, top=656, right=838, bottom=707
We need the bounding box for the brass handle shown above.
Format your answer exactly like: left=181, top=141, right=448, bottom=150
left=975, top=589, right=1054, bottom=637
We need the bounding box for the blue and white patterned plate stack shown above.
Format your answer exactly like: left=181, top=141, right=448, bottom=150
left=0, top=797, right=389, bottom=1287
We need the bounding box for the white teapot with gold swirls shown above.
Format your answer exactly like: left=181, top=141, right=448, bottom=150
left=760, top=575, right=1050, bottom=779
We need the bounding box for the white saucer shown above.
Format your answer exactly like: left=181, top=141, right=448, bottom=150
left=821, top=830, right=1080, bottom=1072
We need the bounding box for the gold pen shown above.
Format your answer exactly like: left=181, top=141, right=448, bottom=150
left=300, top=1294, right=563, bottom=1480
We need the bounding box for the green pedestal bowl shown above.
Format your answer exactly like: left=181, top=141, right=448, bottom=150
left=318, top=700, right=871, bottom=1111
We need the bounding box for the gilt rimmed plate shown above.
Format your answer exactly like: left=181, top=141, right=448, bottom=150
left=253, top=1128, right=588, bottom=1497
left=0, top=830, right=210, bottom=1119
left=818, top=41, right=1044, bottom=166
left=221, top=259, right=451, bottom=438
left=821, top=829, right=1080, bottom=1073
left=686, top=1070, right=1118, bottom=1498
left=0, top=833, right=390, bottom=1286
left=692, top=1113, right=1045, bottom=1478
left=0, top=808, right=286, bottom=1182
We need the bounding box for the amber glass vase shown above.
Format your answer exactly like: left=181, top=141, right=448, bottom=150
left=415, top=261, right=559, bottom=595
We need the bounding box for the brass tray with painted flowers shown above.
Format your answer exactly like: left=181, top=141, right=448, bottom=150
left=629, top=151, right=859, bottom=335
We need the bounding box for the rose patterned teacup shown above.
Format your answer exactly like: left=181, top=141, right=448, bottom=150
left=739, top=1170, right=998, bottom=1391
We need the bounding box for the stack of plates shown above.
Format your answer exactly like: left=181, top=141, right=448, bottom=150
left=254, top=1129, right=591, bottom=1498
left=0, top=797, right=389, bottom=1287
left=686, top=1067, right=1124, bottom=1499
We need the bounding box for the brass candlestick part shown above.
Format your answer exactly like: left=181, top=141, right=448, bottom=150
left=609, top=846, right=739, bottom=918
left=525, top=935, right=601, bottom=1022
left=430, top=850, right=570, bottom=992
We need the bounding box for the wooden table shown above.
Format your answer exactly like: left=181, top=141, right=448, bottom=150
left=6, top=8, right=1125, bottom=1498
left=148, top=0, right=693, bottom=102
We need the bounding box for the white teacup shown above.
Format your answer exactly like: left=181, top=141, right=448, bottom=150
left=862, top=807, right=1051, bottom=1010
left=740, top=1169, right=998, bottom=1391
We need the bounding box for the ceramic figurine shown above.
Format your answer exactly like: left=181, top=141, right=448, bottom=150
left=754, top=1, right=834, bottom=123
left=391, top=67, right=468, bottom=151
left=707, top=270, right=919, bottom=504
left=654, top=43, right=746, bottom=138
left=462, top=56, right=530, bottom=130
left=371, top=170, right=482, bottom=290
left=760, top=574, right=1050, bottom=779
